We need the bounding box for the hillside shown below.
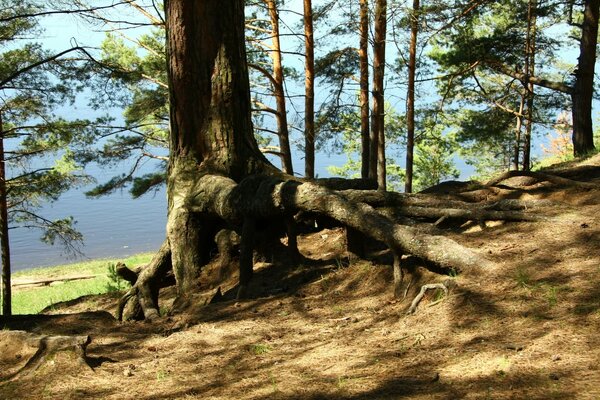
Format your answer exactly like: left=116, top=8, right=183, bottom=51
left=1, top=156, right=600, bottom=399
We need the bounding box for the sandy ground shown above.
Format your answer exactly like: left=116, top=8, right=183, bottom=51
left=1, top=157, right=600, bottom=400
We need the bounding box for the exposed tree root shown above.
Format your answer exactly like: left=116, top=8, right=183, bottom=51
left=117, top=240, right=172, bottom=321
left=407, top=280, right=456, bottom=314
left=486, top=170, right=599, bottom=190
left=0, top=331, right=91, bottom=381
left=120, top=173, right=501, bottom=320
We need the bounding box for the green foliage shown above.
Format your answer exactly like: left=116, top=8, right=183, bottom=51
left=327, top=106, right=458, bottom=192
left=0, top=0, right=112, bottom=254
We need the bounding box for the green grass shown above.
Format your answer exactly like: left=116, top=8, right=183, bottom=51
left=10, top=253, right=154, bottom=315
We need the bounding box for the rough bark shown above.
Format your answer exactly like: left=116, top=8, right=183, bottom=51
left=124, top=0, right=497, bottom=320
left=304, top=0, right=315, bottom=178
left=572, top=0, right=599, bottom=156
left=0, top=113, right=10, bottom=316
left=405, top=0, right=419, bottom=193
left=180, top=174, right=493, bottom=272
left=359, top=0, right=370, bottom=179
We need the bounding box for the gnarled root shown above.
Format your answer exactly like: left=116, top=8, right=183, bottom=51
left=117, top=240, right=172, bottom=321
left=407, top=280, right=457, bottom=314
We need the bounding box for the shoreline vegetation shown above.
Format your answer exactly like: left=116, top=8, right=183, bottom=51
left=9, top=253, right=153, bottom=315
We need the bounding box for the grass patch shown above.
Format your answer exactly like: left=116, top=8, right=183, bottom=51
left=249, top=343, right=272, bottom=355
left=11, top=253, right=153, bottom=315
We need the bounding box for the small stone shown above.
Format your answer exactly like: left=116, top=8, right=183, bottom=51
left=551, top=354, right=561, bottom=362
left=123, top=368, right=134, bottom=377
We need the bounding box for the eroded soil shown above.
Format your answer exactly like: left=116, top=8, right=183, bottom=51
left=1, top=157, right=600, bottom=399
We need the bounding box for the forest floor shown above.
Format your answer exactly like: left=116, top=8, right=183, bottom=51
left=1, top=156, right=600, bottom=399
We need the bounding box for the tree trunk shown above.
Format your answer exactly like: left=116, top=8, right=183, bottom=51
left=304, top=0, right=315, bottom=179
left=522, top=0, right=537, bottom=170
left=125, top=0, right=496, bottom=319
left=359, top=0, right=370, bottom=179
left=513, top=94, right=525, bottom=171
left=164, top=0, right=270, bottom=298
left=372, top=0, right=387, bottom=190
left=265, top=0, right=294, bottom=174
left=0, top=113, right=11, bottom=316
left=572, top=0, right=599, bottom=157
left=405, top=0, right=419, bottom=193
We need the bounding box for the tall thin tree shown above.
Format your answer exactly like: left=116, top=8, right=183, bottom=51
left=405, top=0, right=419, bottom=193
left=359, top=0, right=370, bottom=179
left=370, top=0, right=387, bottom=190
left=304, top=0, right=315, bottom=178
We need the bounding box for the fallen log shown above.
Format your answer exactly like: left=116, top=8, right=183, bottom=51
left=12, top=275, right=98, bottom=288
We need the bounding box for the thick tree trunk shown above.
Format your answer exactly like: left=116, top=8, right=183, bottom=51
left=265, top=0, right=294, bottom=174
left=0, top=113, right=11, bottom=316
left=164, top=0, right=271, bottom=299
left=372, top=0, right=387, bottom=190
left=304, top=0, right=315, bottom=179
left=359, top=0, right=370, bottom=179
left=572, top=0, right=599, bottom=156
left=405, top=0, right=419, bottom=193
left=126, top=0, right=496, bottom=320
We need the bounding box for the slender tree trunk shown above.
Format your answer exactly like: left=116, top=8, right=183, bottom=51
left=359, top=0, right=370, bottom=179
left=265, top=0, right=294, bottom=174
left=572, top=0, right=599, bottom=157
left=371, top=0, right=387, bottom=190
left=405, top=0, right=419, bottom=193
left=514, top=94, right=525, bottom=171
left=0, top=113, right=10, bottom=316
left=522, top=0, right=537, bottom=170
left=304, top=0, right=315, bottom=178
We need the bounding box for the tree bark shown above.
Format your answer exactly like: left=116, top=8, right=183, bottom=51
left=522, top=0, right=537, bottom=170
left=265, top=0, right=294, bottom=174
left=0, top=113, right=11, bottom=316
left=164, top=0, right=271, bottom=299
left=572, top=0, right=599, bottom=156
left=304, top=0, right=315, bottom=179
left=371, top=0, right=387, bottom=190
left=405, top=0, right=419, bottom=193
left=359, top=0, right=370, bottom=179
left=126, top=0, right=497, bottom=320
left=513, top=94, right=525, bottom=171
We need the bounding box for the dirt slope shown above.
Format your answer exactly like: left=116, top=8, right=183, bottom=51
left=1, top=157, right=600, bottom=400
